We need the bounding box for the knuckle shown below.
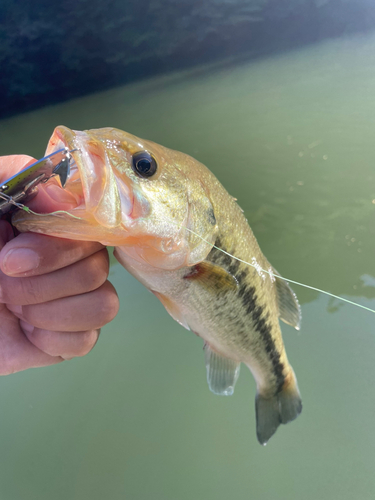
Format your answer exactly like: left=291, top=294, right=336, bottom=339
left=19, top=304, right=33, bottom=323
left=76, top=329, right=100, bottom=356
left=81, top=249, right=110, bottom=292
left=0, top=279, right=9, bottom=303
left=26, top=328, right=52, bottom=353
left=21, top=304, right=45, bottom=329
left=74, top=241, right=104, bottom=261
left=0, top=273, right=17, bottom=303
left=28, top=328, right=100, bottom=359
left=17, top=278, right=41, bottom=305
left=1, top=275, right=44, bottom=306
left=100, top=284, right=120, bottom=324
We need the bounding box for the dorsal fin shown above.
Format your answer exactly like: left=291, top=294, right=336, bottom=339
left=204, top=343, right=241, bottom=396
left=273, top=268, right=301, bottom=330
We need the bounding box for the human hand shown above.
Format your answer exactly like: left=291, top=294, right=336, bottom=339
left=0, top=155, right=119, bottom=375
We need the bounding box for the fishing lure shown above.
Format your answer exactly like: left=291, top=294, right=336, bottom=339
left=0, top=148, right=75, bottom=216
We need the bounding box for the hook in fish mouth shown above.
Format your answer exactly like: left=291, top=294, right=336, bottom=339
left=44, top=129, right=93, bottom=212
left=52, top=148, right=80, bottom=188
left=46, top=137, right=83, bottom=201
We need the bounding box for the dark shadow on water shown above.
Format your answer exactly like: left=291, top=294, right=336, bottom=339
left=2, top=0, right=375, bottom=118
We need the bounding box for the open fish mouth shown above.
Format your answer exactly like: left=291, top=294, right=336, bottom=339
left=45, top=126, right=133, bottom=229
left=45, top=127, right=86, bottom=206
left=12, top=126, right=135, bottom=244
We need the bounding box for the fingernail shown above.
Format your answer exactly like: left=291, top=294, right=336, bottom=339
left=3, top=248, right=40, bottom=274
left=20, top=320, right=34, bottom=334
left=7, top=304, right=23, bottom=316
left=44, top=184, right=78, bottom=207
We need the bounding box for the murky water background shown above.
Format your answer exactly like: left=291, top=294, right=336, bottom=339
left=0, top=32, right=375, bottom=500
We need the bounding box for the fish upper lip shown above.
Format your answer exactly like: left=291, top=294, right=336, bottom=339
left=46, top=128, right=82, bottom=179
left=52, top=127, right=83, bottom=175
left=47, top=126, right=77, bottom=156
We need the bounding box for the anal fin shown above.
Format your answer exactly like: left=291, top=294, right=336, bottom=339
left=204, top=343, right=240, bottom=396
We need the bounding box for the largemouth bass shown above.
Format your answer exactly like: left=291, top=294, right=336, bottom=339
left=13, top=126, right=302, bottom=445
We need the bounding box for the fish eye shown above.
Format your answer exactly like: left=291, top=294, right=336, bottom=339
left=132, top=151, right=157, bottom=178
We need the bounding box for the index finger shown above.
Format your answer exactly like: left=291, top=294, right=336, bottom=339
left=0, top=232, right=104, bottom=277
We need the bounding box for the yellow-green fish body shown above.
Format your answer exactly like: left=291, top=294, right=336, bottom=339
left=14, top=126, right=302, bottom=444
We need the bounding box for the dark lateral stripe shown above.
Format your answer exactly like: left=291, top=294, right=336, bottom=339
left=207, top=236, right=284, bottom=391
left=206, top=237, right=223, bottom=263
left=227, top=258, right=241, bottom=277
left=207, top=237, right=232, bottom=267
left=236, top=269, right=248, bottom=285
left=238, top=283, right=285, bottom=392
left=207, top=236, right=241, bottom=279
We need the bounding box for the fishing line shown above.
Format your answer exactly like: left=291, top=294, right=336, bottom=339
left=0, top=192, right=83, bottom=220
left=20, top=206, right=83, bottom=220
left=3, top=185, right=372, bottom=314
left=165, top=219, right=375, bottom=315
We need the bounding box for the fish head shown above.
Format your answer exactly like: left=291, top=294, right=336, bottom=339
left=13, top=126, right=218, bottom=269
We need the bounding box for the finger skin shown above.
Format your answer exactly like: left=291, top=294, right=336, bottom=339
left=0, top=158, right=64, bottom=374
left=0, top=248, right=110, bottom=305
left=0, top=155, right=35, bottom=183
left=20, top=322, right=100, bottom=359
left=0, top=233, right=105, bottom=277
left=0, top=304, right=63, bottom=376
left=7, top=281, right=120, bottom=332
left=0, top=155, right=119, bottom=374
left=0, top=220, right=15, bottom=249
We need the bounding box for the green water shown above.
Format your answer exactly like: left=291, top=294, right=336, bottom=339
left=1, top=32, right=375, bottom=500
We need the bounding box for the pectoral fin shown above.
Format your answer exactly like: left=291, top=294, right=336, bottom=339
left=204, top=343, right=240, bottom=396
left=273, top=268, right=301, bottom=330
left=184, top=261, right=238, bottom=293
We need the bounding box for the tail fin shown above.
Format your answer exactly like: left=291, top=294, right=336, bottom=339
left=255, top=372, right=302, bottom=446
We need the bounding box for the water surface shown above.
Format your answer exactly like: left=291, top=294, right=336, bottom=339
left=0, top=32, right=375, bottom=500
